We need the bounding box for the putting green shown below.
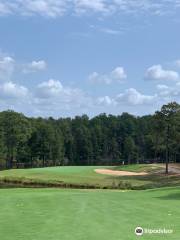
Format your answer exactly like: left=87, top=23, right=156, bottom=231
left=1, top=165, right=180, bottom=189
left=0, top=187, right=179, bottom=240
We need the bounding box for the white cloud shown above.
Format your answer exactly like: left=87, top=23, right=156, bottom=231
left=30, top=60, right=47, bottom=70
left=23, top=60, right=47, bottom=73
left=156, top=85, right=171, bottom=98
left=97, top=88, right=156, bottom=107
left=16, top=0, right=67, bottom=18
left=0, top=2, right=12, bottom=15
left=2, top=52, right=180, bottom=117
left=74, top=0, right=110, bottom=14
left=0, top=81, right=28, bottom=99
left=97, top=96, right=116, bottom=106
left=156, top=84, right=169, bottom=91
left=89, top=66, right=127, bottom=84
left=0, top=56, right=15, bottom=81
left=116, top=88, right=156, bottom=105
left=156, top=82, right=180, bottom=99
left=36, top=79, right=63, bottom=98
left=145, top=65, right=179, bottom=81
left=100, top=27, right=122, bottom=35
left=111, top=67, right=127, bottom=80
left=0, top=77, right=93, bottom=116
left=97, top=81, right=180, bottom=111
left=113, top=0, right=164, bottom=14
left=89, top=72, right=110, bottom=84
left=0, top=2, right=19, bottom=16
left=0, top=0, right=179, bottom=18
left=29, top=78, right=94, bottom=117
left=35, top=78, right=92, bottom=108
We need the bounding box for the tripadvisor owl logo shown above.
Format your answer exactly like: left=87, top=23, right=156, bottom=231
left=135, top=227, right=144, bottom=236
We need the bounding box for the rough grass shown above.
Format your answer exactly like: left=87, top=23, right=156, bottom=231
left=0, top=164, right=180, bottom=189
left=0, top=187, right=179, bottom=240
left=111, top=164, right=163, bottom=172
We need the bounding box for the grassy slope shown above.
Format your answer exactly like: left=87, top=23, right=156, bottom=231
left=0, top=166, right=113, bottom=187
left=0, top=187, right=179, bottom=240
left=111, top=164, right=163, bottom=172
left=0, top=164, right=180, bottom=189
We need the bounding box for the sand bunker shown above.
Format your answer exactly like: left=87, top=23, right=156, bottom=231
left=95, top=169, right=148, bottom=176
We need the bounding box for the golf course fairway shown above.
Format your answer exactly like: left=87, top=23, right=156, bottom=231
left=0, top=187, right=179, bottom=240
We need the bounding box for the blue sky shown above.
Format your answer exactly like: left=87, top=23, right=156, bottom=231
left=1, top=0, right=180, bottom=117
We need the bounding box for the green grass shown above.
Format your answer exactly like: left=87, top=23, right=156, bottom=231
left=0, top=187, right=179, bottom=240
left=0, top=164, right=180, bottom=189
left=0, top=166, right=113, bottom=188
left=111, top=164, right=163, bottom=172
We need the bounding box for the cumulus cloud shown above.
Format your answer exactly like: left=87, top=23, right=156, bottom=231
left=145, top=65, right=179, bottom=81
left=35, top=78, right=92, bottom=108
left=156, top=82, right=180, bottom=99
left=89, top=66, right=127, bottom=84
left=36, top=79, right=63, bottom=98
left=35, top=81, right=163, bottom=116
left=0, top=54, right=29, bottom=107
left=97, top=83, right=180, bottom=109
left=97, top=96, right=116, bottom=106
left=23, top=60, right=47, bottom=73
left=115, top=88, right=156, bottom=105
left=1, top=52, right=180, bottom=117
left=0, top=81, right=28, bottom=99
left=97, top=88, right=156, bottom=107
left=0, top=56, right=15, bottom=81
left=0, top=77, right=93, bottom=116
left=0, top=52, right=94, bottom=115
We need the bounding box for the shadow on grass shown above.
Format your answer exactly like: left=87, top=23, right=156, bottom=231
left=157, top=192, right=180, bottom=200
left=112, top=173, right=180, bottom=183
left=106, top=174, right=180, bottom=190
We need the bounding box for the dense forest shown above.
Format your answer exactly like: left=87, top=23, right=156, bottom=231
left=0, top=102, right=180, bottom=170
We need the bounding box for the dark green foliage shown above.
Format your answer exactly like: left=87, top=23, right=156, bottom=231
left=155, top=102, right=180, bottom=173
left=0, top=111, right=31, bottom=169
left=0, top=102, right=180, bottom=169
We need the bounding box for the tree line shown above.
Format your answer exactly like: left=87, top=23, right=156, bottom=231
left=0, top=102, right=180, bottom=170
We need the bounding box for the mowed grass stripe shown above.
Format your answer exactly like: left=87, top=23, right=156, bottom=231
left=0, top=187, right=179, bottom=240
